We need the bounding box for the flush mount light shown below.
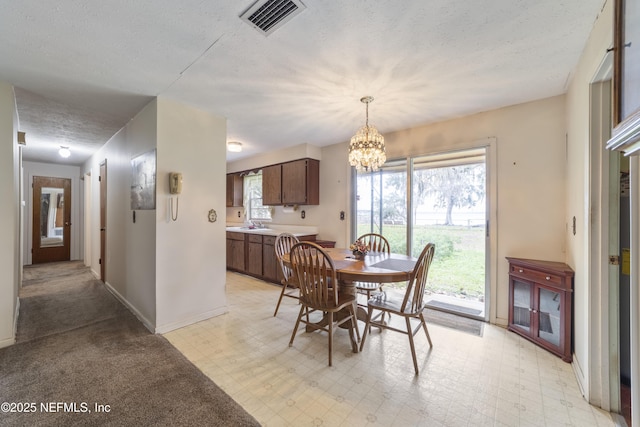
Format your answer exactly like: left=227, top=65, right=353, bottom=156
left=227, top=141, right=242, bottom=152
left=58, top=146, right=71, bottom=158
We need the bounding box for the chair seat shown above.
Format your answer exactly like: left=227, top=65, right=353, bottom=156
left=367, top=290, right=423, bottom=316
left=300, top=293, right=356, bottom=312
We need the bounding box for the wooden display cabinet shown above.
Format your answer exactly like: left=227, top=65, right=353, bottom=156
left=507, top=257, right=574, bottom=362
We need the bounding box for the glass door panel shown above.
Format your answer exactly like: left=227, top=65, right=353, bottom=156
left=412, top=148, right=487, bottom=319
left=512, top=280, right=532, bottom=333
left=355, top=160, right=407, bottom=254
left=537, top=286, right=562, bottom=347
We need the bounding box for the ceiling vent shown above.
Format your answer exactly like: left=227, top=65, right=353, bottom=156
left=240, top=0, right=306, bottom=36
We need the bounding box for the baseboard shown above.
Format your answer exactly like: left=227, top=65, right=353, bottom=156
left=493, top=317, right=508, bottom=327
left=102, top=281, right=155, bottom=334
left=572, top=354, right=588, bottom=398
left=90, top=268, right=100, bottom=279
left=0, top=336, right=15, bottom=349
left=155, top=307, right=229, bottom=335
left=13, top=297, right=20, bottom=338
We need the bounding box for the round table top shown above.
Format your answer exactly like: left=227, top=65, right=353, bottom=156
left=295, top=247, right=418, bottom=283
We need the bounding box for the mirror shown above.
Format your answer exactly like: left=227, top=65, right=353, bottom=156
left=40, top=186, right=65, bottom=248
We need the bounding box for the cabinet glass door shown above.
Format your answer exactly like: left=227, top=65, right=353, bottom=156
left=512, top=279, right=531, bottom=332
left=537, top=287, right=561, bottom=348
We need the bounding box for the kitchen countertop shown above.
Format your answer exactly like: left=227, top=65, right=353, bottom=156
left=225, top=224, right=318, bottom=237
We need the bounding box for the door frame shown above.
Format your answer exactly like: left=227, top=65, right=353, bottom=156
left=99, top=160, right=107, bottom=282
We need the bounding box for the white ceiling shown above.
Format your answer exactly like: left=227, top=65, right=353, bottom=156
left=0, top=0, right=606, bottom=166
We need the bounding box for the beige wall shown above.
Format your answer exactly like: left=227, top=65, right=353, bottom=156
left=83, top=100, right=159, bottom=328
left=82, top=97, right=228, bottom=333
left=565, top=0, right=613, bottom=401
left=155, top=97, right=228, bottom=333
left=229, top=95, right=568, bottom=326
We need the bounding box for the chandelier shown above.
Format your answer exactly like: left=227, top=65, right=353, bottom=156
left=348, top=96, right=386, bottom=172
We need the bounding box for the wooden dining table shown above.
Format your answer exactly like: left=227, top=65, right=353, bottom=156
left=283, top=247, right=418, bottom=350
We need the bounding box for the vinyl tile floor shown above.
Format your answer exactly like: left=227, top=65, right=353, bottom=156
left=164, top=272, right=616, bottom=427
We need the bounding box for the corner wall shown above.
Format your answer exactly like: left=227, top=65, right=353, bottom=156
left=0, top=82, right=20, bottom=348
left=154, top=97, right=228, bottom=333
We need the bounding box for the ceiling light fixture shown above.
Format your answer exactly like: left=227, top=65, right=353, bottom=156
left=348, top=96, right=386, bottom=172
left=58, top=146, right=71, bottom=158
left=227, top=141, right=243, bottom=152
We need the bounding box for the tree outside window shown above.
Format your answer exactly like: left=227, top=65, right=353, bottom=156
left=244, top=172, right=271, bottom=221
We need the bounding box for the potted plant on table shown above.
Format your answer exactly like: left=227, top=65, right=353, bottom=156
left=350, top=239, right=370, bottom=260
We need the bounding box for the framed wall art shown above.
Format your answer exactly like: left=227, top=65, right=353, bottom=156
left=131, top=149, right=157, bottom=210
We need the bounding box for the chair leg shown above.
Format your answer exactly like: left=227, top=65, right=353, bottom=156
left=346, top=304, right=360, bottom=353
left=289, top=305, right=305, bottom=346
left=406, top=317, right=419, bottom=375
left=419, top=313, right=433, bottom=347
left=273, top=282, right=289, bottom=317
left=328, top=312, right=334, bottom=366
left=359, top=305, right=374, bottom=351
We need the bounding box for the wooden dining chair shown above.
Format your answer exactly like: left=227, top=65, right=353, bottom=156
left=273, top=233, right=300, bottom=317
left=359, top=243, right=436, bottom=375
left=288, top=241, right=360, bottom=366
left=354, top=233, right=391, bottom=323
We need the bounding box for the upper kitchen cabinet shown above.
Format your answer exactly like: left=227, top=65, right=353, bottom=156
left=226, top=173, right=243, bottom=207
left=262, top=158, right=319, bottom=206
left=262, top=164, right=282, bottom=205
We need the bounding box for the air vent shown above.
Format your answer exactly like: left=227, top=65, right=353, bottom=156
left=240, top=0, right=306, bottom=36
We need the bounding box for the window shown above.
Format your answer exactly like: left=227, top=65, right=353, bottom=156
left=244, top=172, right=271, bottom=221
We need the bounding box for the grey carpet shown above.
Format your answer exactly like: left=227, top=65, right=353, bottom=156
left=0, top=261, right=260, bottom=426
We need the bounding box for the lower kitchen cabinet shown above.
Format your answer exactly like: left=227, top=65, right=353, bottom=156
left=226, top=232, right=245, bottom=271
left=226, top=231, right=316, bottom=283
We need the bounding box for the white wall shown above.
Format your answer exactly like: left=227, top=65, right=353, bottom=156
left=564, top=0, right=613, bottom=402
left=0, top=82, right=20, bottom=348
left=154, top=97, right=228, bottom=333
left=82, top=97, right=228, bottom=333
left=22, top=161, right=82, bottom=265
left=83, top=100, right=159, bottom=328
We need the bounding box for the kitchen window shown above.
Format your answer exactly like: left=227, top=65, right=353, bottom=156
left=244, top=172, right=271, bottom=221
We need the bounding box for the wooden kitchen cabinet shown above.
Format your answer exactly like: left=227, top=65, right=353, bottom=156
left=262, top=235, right=280, bottom=283
left=227, top=231, right=317, bottom=283
left=247, top=234, right=263, bottom=276
left=507, top=257, right=574, bottom=362
left=262, top=164, right=282, bottom=205
left=226, top=174, right=243, bottom=207
left=261, top=158, right=319, bottom=206
left=226, top=232, right=245, bottom=271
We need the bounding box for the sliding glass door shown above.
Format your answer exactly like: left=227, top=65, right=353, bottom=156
left=354, top=147, right=488, bottom=320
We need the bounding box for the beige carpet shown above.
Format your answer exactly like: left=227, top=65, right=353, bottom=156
left=0, top=261, right=260, bottom=426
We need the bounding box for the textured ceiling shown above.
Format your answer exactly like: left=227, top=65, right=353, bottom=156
left=0, top=0, right=607, bottom=165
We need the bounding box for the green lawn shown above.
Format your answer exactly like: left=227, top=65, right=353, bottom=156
left=357, top=224, right=485, bottom=299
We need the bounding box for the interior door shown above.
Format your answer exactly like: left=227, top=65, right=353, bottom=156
left=32, top=176, right=71, bottom=264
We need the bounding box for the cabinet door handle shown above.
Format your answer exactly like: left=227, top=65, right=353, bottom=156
left=532, top=309, right=538, bottom=314
left=545, top=276, right=550, bottom=280
left=518, top=269, right=523, bottom=273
